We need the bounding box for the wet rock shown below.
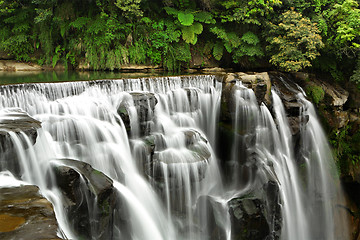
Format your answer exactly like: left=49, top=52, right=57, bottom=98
left=228, top=197, right=270, bottom=240
left=0, top=108, right=41, bottom=144
left=237, top=72, right=271, bottom=105
left=288, top=115, right=309, bottom=136
left=194, top=196, right=228, bottom=240
left=0, top=185, right=60, bottom=240
left=0, top=108, right=41, bottom=176
left=228, top=181, right=281, bottom=240
left=146, top=129, right=211, bottom=187
left=224, top=73, right=236, bottom=84
left=48, top=159, right=129, bottom=240
left=220, top=72, right=271, bottom=124
left=117, top=105, right=131, bottom=133
left=291, top=71, right=349, bottom=107
left=117, top=92, right=158, bottom=137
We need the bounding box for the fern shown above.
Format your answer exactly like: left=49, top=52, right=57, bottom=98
left=241, top=32, right=260, bottom=45
left=164, top=7, right=179, bottom=16
left=194, top=11, right=216, bottom=24
left=227, top=32, right=241, bottom=48
left=181, top=22, right=203, bottom=44
left=70, top=17, right=90, bottom=29
left=213, top=42, right=224, bottom=60
left=178, top=12, right=194, bottom=26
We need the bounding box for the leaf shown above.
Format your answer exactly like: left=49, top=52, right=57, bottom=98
left=213, top=42, right=224, bottom=60
left=70, top=17, right=90, bottom=29
left=194, top=11, right=216, bottom=24
left=224, top=42, right=232, bottom=53
left=164, top=7, right=179, bottom=16
left=192, top=22, right=203, bottom=34
left=178, top=12, right=194, bottom=26
left=181, top=23, right=203, bottom=44
left=52, top=54, right=59, bottom=68
left=241, top=32, right=260, bottom=45
left=181, top=26, right=195, bottom=44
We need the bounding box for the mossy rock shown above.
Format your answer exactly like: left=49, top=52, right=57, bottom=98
left=305, top=85, right=325, bottom=105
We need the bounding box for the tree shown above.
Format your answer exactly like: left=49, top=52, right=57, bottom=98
left=267, top=10, right=324, bottom=72
left=327, top=0, right=360, bottom=57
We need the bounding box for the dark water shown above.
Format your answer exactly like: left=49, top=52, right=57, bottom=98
left=0, top=71, right=174, bottom=85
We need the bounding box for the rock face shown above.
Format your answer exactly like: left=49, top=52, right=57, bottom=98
left=0, top=185, right=61, bottom=240
left=49, top=159, right=129, bottom=240
left=145, top=129, right=211, bottom=184
left=117, top=92, right=158, bottom=137
left=0, top=60, right=42, bottom=71
left=0, top=108, right=41, bottom=176
left=220, top=72, right=272, bottom=123
left=228, top=181, right=282, bottom=240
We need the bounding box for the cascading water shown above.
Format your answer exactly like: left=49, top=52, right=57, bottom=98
left=0, top=74, right=349, bottom=240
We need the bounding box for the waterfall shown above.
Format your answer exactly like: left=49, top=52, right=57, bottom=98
left=0, top=75, right=348, bottom=240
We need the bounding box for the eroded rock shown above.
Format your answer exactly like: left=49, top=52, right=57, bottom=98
left=117, top=92, right=158, bottom=137
left=48, top=159, right=129, bottom=240
left=0, top=108, right=41, bottom=176
left=228, top=180, right=281, bottom=240
left=0, top=185, right=60, bottom=240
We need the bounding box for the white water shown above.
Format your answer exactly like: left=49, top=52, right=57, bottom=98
left=0, top=75, right=348, bottom=240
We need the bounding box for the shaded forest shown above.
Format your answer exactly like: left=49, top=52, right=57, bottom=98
left=0, top=0, right=359, bottom=82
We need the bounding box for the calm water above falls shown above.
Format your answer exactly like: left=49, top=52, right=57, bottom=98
left=0, top=75, right=349, bottom=239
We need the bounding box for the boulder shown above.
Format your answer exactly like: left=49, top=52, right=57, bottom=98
left=0, top=108, right=41, bottom=176
left=48, top=159, right=129, bottom=240
left=147, top=129, right=211, bottom=184
left=202, top=67, right=226, bottom=73
left=117, top=92, right=158, bottom=137
left=291, top=72, right=349, bottom=108
left=229, top=197, right=270, bottom=240
left=0, top=185, right=61, bottom=240
left=228, top=181, right=281, bottom=240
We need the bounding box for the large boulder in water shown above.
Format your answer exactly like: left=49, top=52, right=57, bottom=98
left=48, top=159, right=129, bottom=240
left=228, top=180, right=282, bottom=240
left=117, top=92, right=158, bottom=137
left=145, top=129, right=211, bottom=185
left=0, top=108, right=41, bottom=176
left=0, top=185, right=61, bottom=240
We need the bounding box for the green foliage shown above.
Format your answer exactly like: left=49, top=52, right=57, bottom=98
left=210, top=27, right=264, bottom=62
left=327, top=0, right=360, bottom=56
left=233, top=32, right=264, bottom=63
left=330, top=125, right=360, bottom=174
left=213, top=42, right=224, bottom=61
left=305, top=85, right=325, bottom=104
left=115, top=0, right=143, bottom=19
left=350, top=56, right=360, bottom=85
left=178, top=12, right=194, bottom=26
left=0, top=0, right=358, bottom=77
left=267, top=10, right=324, bottom=72
left=217, top=0, right=282, bottom=25
left=164, top=7, right=208, bottom=45
left=181, top=22, right=203, bottom=44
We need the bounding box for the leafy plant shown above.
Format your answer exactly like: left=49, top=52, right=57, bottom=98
left=305, top=85, right=325, bottom=104
left=267, top=10, right=324, bottom=72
